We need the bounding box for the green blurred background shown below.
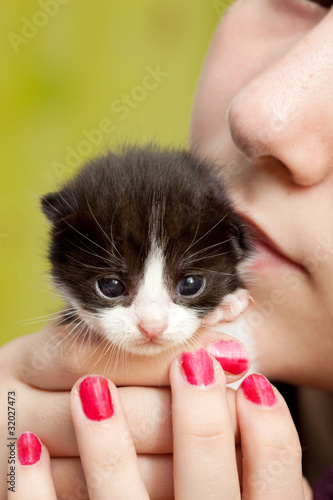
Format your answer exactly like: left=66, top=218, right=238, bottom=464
left=0, top=0, right=226, bottom=346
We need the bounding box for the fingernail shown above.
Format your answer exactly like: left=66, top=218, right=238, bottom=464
left=180, top=348, right=215, bottom=386
left=208, top=340, right=249, bottom=375
left=17, top=432, right=42, bottom=466
left=241, top=374, right=277, bottom=407
left=79, top=376, right=114, bottom=421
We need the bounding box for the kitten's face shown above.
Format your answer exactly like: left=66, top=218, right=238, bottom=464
left=42, top=147, right=249, bottom=355
left=71, top=244, right=205, bottom=355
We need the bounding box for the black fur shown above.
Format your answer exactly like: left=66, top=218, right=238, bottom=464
left=42, top=145, right=250, bottom=318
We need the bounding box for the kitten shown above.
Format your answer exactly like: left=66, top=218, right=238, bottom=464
left=42, top=145, right=251, bottom=355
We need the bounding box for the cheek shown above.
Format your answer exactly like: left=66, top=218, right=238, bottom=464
left=241, top=268, right=333, bottom=388
left=190, top=0, right=324, bottom=156
left=95, top=305, right=138, bottom=342
left=163, top=303, right=202, bottom=343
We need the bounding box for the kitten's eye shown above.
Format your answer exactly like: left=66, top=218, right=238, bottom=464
left=97, top=277, right=126, bottom=298
left=177, top=276, right=205, bottom=297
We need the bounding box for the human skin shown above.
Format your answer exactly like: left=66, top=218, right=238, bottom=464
left=8, top=364, right=311, bottom=499
left=2, top=0, right=333, bottom=497
left=191, top=0, right=333, bottom=392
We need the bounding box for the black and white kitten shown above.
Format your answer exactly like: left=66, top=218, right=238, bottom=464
left=42, top=145, right=251, bottom=355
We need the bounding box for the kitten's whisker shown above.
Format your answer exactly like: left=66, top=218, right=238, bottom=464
left=77, top=327, right=89, bottom=356
left=51, top=319, right=83, bottom=352
left=40, top=315, right=80, bottom=343
left=103, top=342, right=119, bottom=376
left=45, top=319, right=76, bottom=345
left=119, top=339, right=131, bottom=376
left=86, top=198, right=123, bottom=265
left=61, top=217, right=118, bottom=263
left=71, top=323, right=90, bottom=352
left=101, top=341, right=117, bottom=376
left=16, top=308, right=76, bottom=325
left=56, top=190, right=76, bottom=214
left=67, top=254, right=111, bottom=271
left=64, top=239, right=115, bottom=267
left=87, top=337, right=112, bottom=372
left=182, top=214, right=201, bottom=260
left=35, top=289, right=64, bottom=299
left=67, top=321, right=87, bottom=353
left=109, top=207, right=123, bottom=261
left=17, top=314, right=76, bottom=326
left=104, top=342, right=116, bottom=377
left=183, top=238, right=232, bottom=263
left=80, top=328, right=109, bottom=369
left=82, top=344, right=101, bottom=367
left=187, top=333, right=200, bottom=352
left=85, top=325, right=94, bottom=351
left=189, top=251, right=231, bottom=265
left=189, top=267, right=236, bottom=277
left=181, top=214, right=228, bottom=258
left=114, top=339, right=125, bottom=374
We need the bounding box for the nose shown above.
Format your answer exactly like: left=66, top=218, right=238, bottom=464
left=227, top=16, right=333, bottom=186
left=138, top=319, right=167, bottom=340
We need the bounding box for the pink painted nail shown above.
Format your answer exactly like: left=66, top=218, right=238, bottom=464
left=79, top=376, right=114, bottom=421
left=241, top=374, right=277, bottom=407
left=208, top=340, right=249, bottom=375
left=180, top=349, right=215, bottom=386
left=17, top=432, right=42, bottom=465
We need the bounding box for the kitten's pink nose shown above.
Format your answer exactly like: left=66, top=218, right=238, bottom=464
left=138, top=321, right=167, bottom=340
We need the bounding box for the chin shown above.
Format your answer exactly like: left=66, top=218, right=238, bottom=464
left=242, top=280, right=332, bottom=388
left=122, top=340, right=171, bottom=356
left=119, top=337, right=191, bottom=357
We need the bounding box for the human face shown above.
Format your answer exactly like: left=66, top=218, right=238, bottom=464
left=190, top=0, right=333, bottom=391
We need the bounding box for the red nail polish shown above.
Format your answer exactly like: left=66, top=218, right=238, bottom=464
left=79, top=376, right=114, bottom=421
left=180, top=349, right=215, bottom=386
left=208, top=340, right=249, bottom=375
left=17, top=432, right=42, bottom=466
left=241, top=374, right=277, bottom=407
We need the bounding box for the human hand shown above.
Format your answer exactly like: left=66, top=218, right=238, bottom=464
left=6, top=345, right=312, bottom=499
left=1, top=319, right=243, bottom=499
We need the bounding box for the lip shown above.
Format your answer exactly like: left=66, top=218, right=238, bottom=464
left=238, top=214, right=307, bottom=274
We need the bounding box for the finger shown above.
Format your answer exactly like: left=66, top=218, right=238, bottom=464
left=8, top=432, right=56, bottom=500
left=303, top=476, right=313, bottom=500
left=51, top=450, right=244, bottom=500
left=12, top=319, right=251, bottom=389
left=70, top=375, right=149, bottom=500
left=171, top=348, right=240, bottom=500
left=14, top=384, right=174, bottom=457
left=13, top=382, right=74, bottom=456
left=16, top=383, right=239, bottom=456
left=52, top=455, right=174, bottom=500
left=237, top=374, right=305, bottom=500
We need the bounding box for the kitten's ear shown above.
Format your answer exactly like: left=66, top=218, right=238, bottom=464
left=41, top=191, right=65, bottom=224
